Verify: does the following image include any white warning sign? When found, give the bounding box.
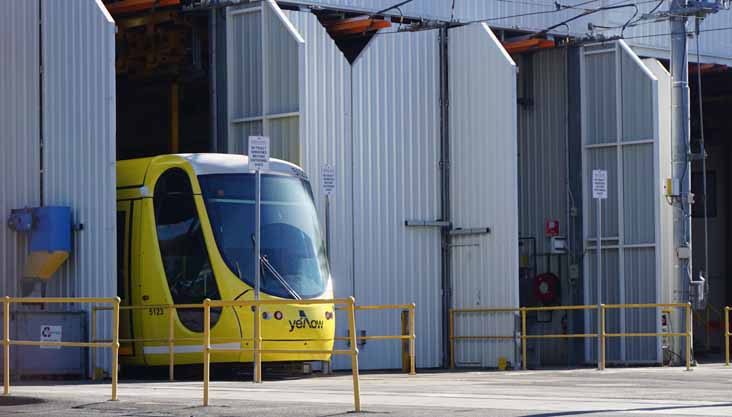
[592,169,608,200]
[40,325,62,349]
[321,164,336,197]
[248,136,270,171]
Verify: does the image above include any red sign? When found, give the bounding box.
[545,219,560,237]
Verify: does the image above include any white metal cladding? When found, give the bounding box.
[288,1,732,64]
[227,0,303,162]
[448,23,519,368]
[0,1,41,299]
[350,30,442,369]
[643,58,680,357]
[581,41,667,364]
[41,0,116,374]
[282,9,355,370]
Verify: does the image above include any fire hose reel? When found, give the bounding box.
[533,272,560,305]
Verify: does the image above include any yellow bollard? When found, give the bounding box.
[409,303,416,375]
[111,297,120,401]
[724,307,730,367]
[168,305,174,382]
[521,307,527,370]
[91,307,98,381]
[599,305,606,371]
[347,297,361,413]
[686,303,692,371]
[3,296,9,396]
[203,299,211,406]
[449,309,455,369]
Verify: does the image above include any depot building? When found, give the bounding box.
[2,0,732,376]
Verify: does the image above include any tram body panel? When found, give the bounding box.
[116,154,335,366]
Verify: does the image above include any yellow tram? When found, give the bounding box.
[116,154,335,366]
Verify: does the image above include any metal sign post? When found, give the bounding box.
[321,164,336,260]
[592,169,607,370]
[248,135,270,383]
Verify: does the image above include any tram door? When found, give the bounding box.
[116,201,134,356]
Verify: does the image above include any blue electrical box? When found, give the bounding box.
[7,206,71,279]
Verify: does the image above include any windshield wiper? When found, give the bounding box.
[260,255,302,300]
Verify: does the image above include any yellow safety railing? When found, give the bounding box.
[203,297,360,411]
[725,307,730,366]
[3,296,120,400]
[91,303,204,382]
[449,306,600,370]
[449,307,520,369]
[601,303,692,371]
[450,303,693,371]
[334,303,416,375]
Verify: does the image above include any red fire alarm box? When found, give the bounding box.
[545,219,559,237]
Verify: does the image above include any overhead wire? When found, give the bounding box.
[375,0,415,15]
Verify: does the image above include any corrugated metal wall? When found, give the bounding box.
[283,9,355,369]
[227,0,302,162]
[0,1,41,299]
[290,0,732,65]
[0,0,116,375]
[448,23,519,368]
[350,30,443,369]
[582,41,663,364]
[284,10,444,369]
[41,0,117,373]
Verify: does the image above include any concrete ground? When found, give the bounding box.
[1,364,732,417]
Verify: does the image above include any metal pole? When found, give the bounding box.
[168,305,174,381]
[3,297,9,396]
[203,299,211,406]
[112,297,120,401]
[325,195,330,261]
[521,307,527,370]
[449,309,454,369]
[347,297,361,413]
[596,199,603,369]
[255,302,262,383]
[670,0,692,305]
[91,307,97,381]
[599,305,606,370]
[254,169,261,384]
[686,302,692,371]
[409,303,416,375]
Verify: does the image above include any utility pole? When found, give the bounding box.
[669,0,692,304]
[667,0,727,304]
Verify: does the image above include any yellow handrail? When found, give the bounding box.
[335,303,416,375]
[599,303,692,371]
[450,303,693,371]
[3,296,120,401]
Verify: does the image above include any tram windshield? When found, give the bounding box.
[199,173,329,299]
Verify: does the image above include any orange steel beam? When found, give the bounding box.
[503,38,555,54]
[323,17,391,36]
[105,0,181,16]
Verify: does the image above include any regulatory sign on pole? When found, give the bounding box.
[248,136,270,171]
[321,164,336,197]
[592,169,608,199]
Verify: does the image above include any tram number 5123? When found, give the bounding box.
[148,307,165,316]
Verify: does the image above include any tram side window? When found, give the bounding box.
[153,169,221,332]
